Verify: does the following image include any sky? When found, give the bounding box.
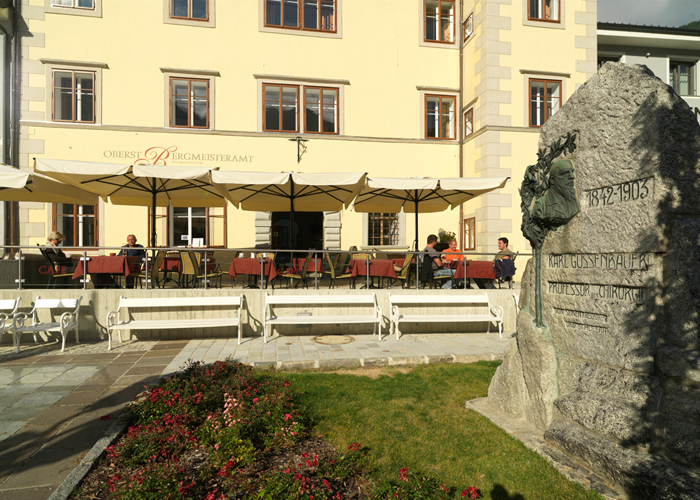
[597,0,700,27]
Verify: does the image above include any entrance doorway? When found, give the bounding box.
[272,212,324,250]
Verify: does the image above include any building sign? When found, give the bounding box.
[103,146,253,165]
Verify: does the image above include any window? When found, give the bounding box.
[52,70,95,123]
[368,213,399,246]
[169,78,210,128]
[304,87,338,134]
[51,0,94,9]
[425,0,454,43]
[53,204,98,247]
[265,0,336,33]
[529,79,560,127]
[463,217,475,251]
[670,61,696,96]
[264,83,339,134]
[528,0,559,22]
[170,0,208,20]
[597,56,620,70]
[464,108,473,138]
[463,12,473,43]
[264,84,299,132]
[425,95,456,139]
[149,206,227,247]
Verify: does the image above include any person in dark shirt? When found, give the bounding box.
[45,231,72,265]
[118,234,145,288]
[118,234,145,260]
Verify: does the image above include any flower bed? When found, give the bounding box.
[73,361,479,499]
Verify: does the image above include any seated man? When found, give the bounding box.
[118,234,145,289]
[440,238,463,289]
[422,234,453,288]
[493,237,514,262]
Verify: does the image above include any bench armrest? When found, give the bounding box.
[490,305,504,320]
[60,311,77,330]
[13,312,30,331]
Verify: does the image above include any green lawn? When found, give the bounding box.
[272,362,603,500]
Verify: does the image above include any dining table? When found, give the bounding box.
[290,257,323,274]
[161,255,217,274]
[71,255,141,287]
[228,257,278,287]
[453,260,497,281]
[347,259,398,288]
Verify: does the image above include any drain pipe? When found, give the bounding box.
[458,0,464,250]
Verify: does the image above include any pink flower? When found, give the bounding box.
[99,414,113,421]
[252,398,259,403]
[284,414,292,421]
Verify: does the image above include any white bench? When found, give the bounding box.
[106,295,243,350]
[263,293,382,342]
[0,297,21,349]
[389,293,503,340]
[13,296,82,353]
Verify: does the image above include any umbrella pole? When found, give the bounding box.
[289,180,295,270]
[415,193,419,290]
[151,185,157,249]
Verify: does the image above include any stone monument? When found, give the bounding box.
[475,62,700,499]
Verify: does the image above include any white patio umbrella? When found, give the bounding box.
[212,170,367,249]
[0,163,99,205]
[34,158,225,247]
[352,176,510,249]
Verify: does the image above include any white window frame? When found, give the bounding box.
[258,0,343,39]
[464,108,474,138]
[255,75,346,135]
[164,0,216,28]
[45,0,101,17]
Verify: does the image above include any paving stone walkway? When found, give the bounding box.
[0,332,512,500]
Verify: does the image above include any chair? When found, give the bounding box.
[275,252,312,289]
[0,297,20,345]
[495,251,518,289]
[393,253,414,289]
[134,250,166,288]
[181,251,223,288]
[326,252,353,289]
[351,253,373,288]
[13,296,82,353]
[37,244,75,289]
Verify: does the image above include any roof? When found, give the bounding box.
[598,22,700,51]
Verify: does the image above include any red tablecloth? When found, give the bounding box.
[228,257,278,281]
[453,260,497,280]
[161,256,216,274]
[348,259,398,281]
[289,257,322,274]
[72,256,140,280]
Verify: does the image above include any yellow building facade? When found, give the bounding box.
[17,0,596,271]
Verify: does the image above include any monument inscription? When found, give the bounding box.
[547,253,651,270]
[583,176,654,208]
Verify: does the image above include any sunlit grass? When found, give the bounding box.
[272,362,603,500]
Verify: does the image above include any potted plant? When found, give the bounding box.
[435,229,455,252]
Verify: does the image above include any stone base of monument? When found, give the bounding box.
[482,61,700,500]
[466,396,621,500]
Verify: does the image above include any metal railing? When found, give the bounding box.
[0,245,530,291]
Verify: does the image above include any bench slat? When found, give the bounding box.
[267,315,379,325]
[119,296,241,308]
[266,295,376,306]
[389,294,490,305]
[109,318,239,330]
